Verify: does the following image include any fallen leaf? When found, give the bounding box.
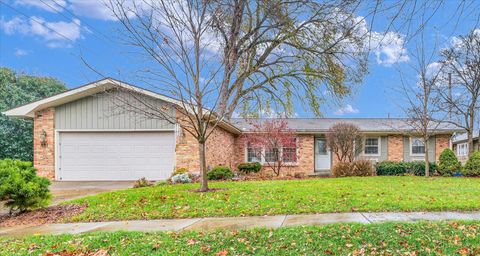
[215,249,228,256]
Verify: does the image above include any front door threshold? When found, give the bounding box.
[310,170,332,177]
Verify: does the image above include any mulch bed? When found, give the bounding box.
[0,204,87,228]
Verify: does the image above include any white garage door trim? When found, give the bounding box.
[55,130,176,181]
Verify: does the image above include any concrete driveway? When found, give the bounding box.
[1,181,134,215]
[49,181,134,204]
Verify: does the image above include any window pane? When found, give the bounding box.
[282,148,296,163]
[282,138,297,163]
[411,138,425,154]
[247,143,262,162]
[364,138,379,154]
[265,148,279,162]
[316,139,327,155]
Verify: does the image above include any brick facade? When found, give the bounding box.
[175,112,238,172]
[175,126,237,172]
[435,134,451,161]
[387,135,404,161]
[31,105,454,180]
[33,108,56,179]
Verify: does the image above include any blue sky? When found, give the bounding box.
[0,0,478,118]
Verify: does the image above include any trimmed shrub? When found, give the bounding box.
[376,161,437,176]
[207,166,234,180]
[463,151,480,177]
[171,168,189,177]
[437,149,461,176]
[0,159,51,215]
[171,173,192,184]
[333,160,374,177]
[332,162,353,177]
[133,177,153,188]
[376,161,408,176]
[353,160,375,176]
[237,162,262,174]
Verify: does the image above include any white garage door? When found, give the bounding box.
[58,132,175,181]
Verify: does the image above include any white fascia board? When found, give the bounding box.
[1,78,182,118]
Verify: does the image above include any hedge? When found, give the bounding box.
[376,161,437,176]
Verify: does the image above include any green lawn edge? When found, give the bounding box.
[62,177,480,223]
[2,221,479,255]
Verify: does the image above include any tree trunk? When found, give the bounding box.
[425,143,430,177]
[198,140,209,192]
[467,131,474,156]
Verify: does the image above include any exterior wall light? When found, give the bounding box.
[40,129,47,147]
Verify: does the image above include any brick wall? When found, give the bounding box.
[234,134,315,176]
[33,108,56,179]
[435,134,451,161]
[387,135,404,161]
[175,114,237,172]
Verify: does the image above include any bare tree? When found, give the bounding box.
[435,29,480,156]
[397,32,445,177]
[102,0,381,191]
[326,123,363,163]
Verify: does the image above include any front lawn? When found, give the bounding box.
[65,176,480,222]
[2,221,480,255]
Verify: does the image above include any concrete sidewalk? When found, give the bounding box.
[2,211,480,237]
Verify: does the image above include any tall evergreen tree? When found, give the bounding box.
[0,67,66,161]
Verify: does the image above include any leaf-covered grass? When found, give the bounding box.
[66,176,480,222]
[1,221,480,255]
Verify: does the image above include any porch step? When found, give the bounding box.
[308,172,332,177]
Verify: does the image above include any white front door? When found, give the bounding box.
[58,131,175,181]
[315,138,331,171]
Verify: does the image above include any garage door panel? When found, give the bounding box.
[59,132,175,181]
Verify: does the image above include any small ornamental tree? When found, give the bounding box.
[326,123,363,163]
[240,120,297,176]
[437,148,461,176]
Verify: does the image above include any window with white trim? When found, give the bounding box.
[246,139,297,163]
[411,138,425,155]
[247,143,262,162]
[364,137,379,155]
[282,138,297,163]
[264,147,279,162]
[457,143,468,157]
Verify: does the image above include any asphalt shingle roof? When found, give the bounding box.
[230,118,461,133]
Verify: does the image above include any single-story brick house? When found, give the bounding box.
[3,78,462,181]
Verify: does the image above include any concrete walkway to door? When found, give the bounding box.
[2,211,480,237]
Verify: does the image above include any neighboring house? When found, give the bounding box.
[452,131,479,163]
[3,78,461,181]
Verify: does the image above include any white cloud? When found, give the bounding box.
[0,17,29,34]
[15,0,67,13]
[69,0,117,21]
[68,0,154,21]
[320,12,409,67]
[369,32,410,66]
[0,16,81,48]
[334,104,359,115]
[14,48,28,56]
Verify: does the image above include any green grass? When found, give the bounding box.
[1,221,480,255]
[66,176,480,222]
